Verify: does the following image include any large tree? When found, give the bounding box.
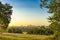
[40,0,60,40]
[0,2,12,29]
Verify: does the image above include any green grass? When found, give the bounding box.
[0,33,53,40]
[0,28,7,33]
[0,28,54,40]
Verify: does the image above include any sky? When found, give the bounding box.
[1,0,50,26]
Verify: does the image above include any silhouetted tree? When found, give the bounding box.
[0,2,12,29]
[40,0,60,40]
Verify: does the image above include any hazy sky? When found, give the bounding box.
[1,0,50,26]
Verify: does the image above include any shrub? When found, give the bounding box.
[7,27,22,33]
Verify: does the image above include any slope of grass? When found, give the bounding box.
[0,33,53,40]
[0,28,7,33]
[0,28,54,40]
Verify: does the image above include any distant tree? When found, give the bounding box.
[27,28,33,34]
[0,2,12,29]
[45,28,54,35]
[32,28,40,34]
[39,26,45,35]
[27,28,40,34]
[8,27,22,33]
[40,0,60,40]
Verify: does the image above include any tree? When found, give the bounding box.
[8,27,22,33]
[39,26,45,35]
[27,28,39,34]
[45,28,54,35]
[40,0,60,40]
[0,2,12,29]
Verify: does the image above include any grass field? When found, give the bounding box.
[0,33,53,40]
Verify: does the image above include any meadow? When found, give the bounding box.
[0,33,53,40]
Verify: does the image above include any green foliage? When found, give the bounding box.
[8,27,54,35]
[40,0,60,40]
[27,26,54,35]
[27,28,40,34]
[39,26,46,35]
[0,2,12,29]
[8,27,22,33]
[45,28,54,35]
[39,26,54,35]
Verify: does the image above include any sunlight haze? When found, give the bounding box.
[1,0,50,26]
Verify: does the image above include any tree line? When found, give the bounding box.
[7,26,54,35]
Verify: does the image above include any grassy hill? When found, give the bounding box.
[0,33,53,40]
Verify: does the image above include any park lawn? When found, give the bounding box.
[0,33,53,40]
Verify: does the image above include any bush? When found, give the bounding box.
[39,26,54,35]
[7,27,22,33]
[27,28,40,34]
[27,28,54,35]
[39,26,46,35]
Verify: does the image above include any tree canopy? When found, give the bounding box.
[0,2,12,29]
[40,0,60,40]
